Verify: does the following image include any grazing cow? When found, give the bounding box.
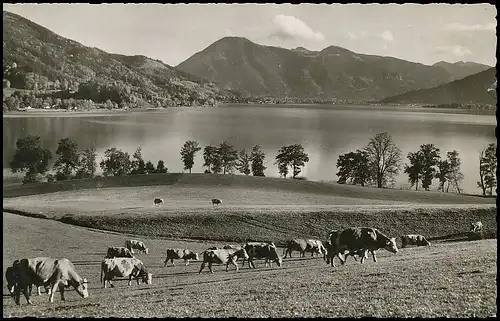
[401,234,431,248]
[328,227,398,266]
[106,247,134,258]
[244,242,282,268]
[125,240,149,254]
[164,249,200,266]
[283,239,308,258]
[198,248,249,273]
[5,263,51,297]
[13,257,88,305]
[154,198,164,206]
[212,198,222,206]
[470,221,483,232]
[101,258,152,289]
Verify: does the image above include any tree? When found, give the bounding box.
[404,151,424,190]
[145,160,155,174]
[364,132,402,188]
[10,136,52,184]
[436,159,451,192]
[419,144,440,191]
[236,148,251,175]
[180,140,201,173]
[203,145,222,174]
[130,147,146,175]
[218,141,239,174]
[53,137,80,181]
[99,148,131,176]
[478,143,497,195]
[250,145,266,177]
[156,160,168,173]
[75,147,97,179]
[336,150,370,186]
[445,150,464,193]
[275,144,309,179]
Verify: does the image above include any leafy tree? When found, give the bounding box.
[336,149,370,186]
[203,145,222,174]
[250,145,266,177]
[53,137,80,181]
[445,150,464,193]
[364,132,402,188]
[404,151,424,190]
[419,144,440,191]
[75,147,97,179]
[145,160,155,174]
[218,141,238,174]
[478,143,497,195]
[275,144,309,179]
[10,135,52,184]
[236,148,251,175]
[436,159,451,192]
[99,148,131,176]
[130,147,146,175]
[180,140,201,173]
[156,160,168,173]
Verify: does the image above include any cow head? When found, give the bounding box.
[142,273,153,284]
[268,244,282,267]
[75,278,89,298]
[385,238,398,253]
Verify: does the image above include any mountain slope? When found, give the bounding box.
[379,67,497,105]
[176,37,485,101]
[432,61,492,81]
[2,11,240,109]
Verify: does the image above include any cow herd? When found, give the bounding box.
[5,220,484,306]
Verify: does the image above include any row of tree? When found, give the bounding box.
[335,132,497,195]
[9,133,497,196]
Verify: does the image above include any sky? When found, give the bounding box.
[3,3,497,67]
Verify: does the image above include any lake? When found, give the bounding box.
[3,104,496,195]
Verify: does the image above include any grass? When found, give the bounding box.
[3,174,496,245]
[2,212,497,317]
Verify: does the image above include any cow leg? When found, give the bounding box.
[171,259,176,266]
[163,259,168,267]
[208,261,214,274]
[128,275,133,286]
[49,282,59,303]
[337,253,346,265]
[23,285,33,305]
[198,262,206,274]
[58,283,66,301]
[37,285,42,296]
[371,251,377,263]
[103,276,107,289]
[185,259,190,266]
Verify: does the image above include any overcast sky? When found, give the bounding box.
[3,3,497,67]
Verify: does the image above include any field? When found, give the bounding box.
[2,174,497,317]
[3,213,497,318]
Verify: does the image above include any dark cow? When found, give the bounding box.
[154,198,164,206]
[13,257,88,305]
[5,262,51,297]
[101,258,152,288]
[164,249,200,266]
[470,221,483,232]
[283,239,308,258]
[198,248,249,273]
[106,247,134,258]
[125,240,149,254]
[401,234,431,248]
[212,198,222,206]
[244,242,282,268]
[328,227,398,266]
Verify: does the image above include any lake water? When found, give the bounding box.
[3,104,496,194]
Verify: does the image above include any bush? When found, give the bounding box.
[46,174,55,182]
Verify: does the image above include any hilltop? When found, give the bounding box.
[380,67,497,105]
[432,61,492,81]
[2,11,245,111]
[176,36,490,101]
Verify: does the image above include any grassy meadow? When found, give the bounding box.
[3,212,497,318]
[2,173,497,317]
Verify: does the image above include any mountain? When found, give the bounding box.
[2,11,241,110]
[176,37,485,101]
[379,67,497,105]
[432,61,492,81]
